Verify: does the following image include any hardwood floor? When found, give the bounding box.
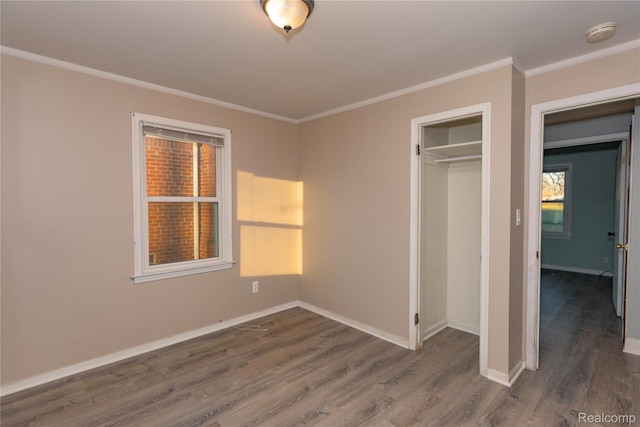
[2,270,639,426]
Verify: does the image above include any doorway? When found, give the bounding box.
[526,84,640,370]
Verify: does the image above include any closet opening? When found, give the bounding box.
[409,103,490,378]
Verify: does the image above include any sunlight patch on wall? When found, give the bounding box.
[237,171,303,226]
[240,226,302,277]
[237,171,303,277]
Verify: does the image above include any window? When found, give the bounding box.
[132,113,233,283]
[541,163,572,238]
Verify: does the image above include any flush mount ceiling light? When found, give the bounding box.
[260,0,314,33]
[586,22,617,43]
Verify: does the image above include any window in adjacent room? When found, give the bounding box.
[541,163,572,238]
[132,113,233,283]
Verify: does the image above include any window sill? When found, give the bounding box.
[133,261,234,284]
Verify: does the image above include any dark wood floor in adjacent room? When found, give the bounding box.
[2,270,639,426]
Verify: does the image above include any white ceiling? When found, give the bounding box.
[2,1,639,121]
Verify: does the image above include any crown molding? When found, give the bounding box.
[0,46,298,124]
[525,39,640,78]
[298,57,515,123]
[5,40,639,125]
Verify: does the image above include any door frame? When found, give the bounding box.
[409,102,491,377]
[525,83,640,370]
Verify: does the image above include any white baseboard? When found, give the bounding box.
[421,320,448,342]
[623,337,640,355]
[447,320,480,336]
[422,319,479,343]
[298,301,409,349]
[486,369,509,386]
[541,264,612,277]
[2,300,415,397]
[0,301,299,397]
[508,360,526,385]
[487,360,525,387]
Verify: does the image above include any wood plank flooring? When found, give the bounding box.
[2,270,639,426]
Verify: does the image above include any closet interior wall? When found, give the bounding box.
[420,116,482,341]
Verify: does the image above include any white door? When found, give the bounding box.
[612,140,628,316]
[624,105,640,345]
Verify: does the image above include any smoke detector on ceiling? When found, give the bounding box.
[586,22,617,43]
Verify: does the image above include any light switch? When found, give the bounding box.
[516,208,521,226]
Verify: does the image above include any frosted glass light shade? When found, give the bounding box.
[261,0,313,33]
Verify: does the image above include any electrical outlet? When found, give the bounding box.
[603,256,609,264]
[252,281,259,293]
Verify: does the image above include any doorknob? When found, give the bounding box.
[617,243,628,250]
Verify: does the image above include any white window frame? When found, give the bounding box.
[132,113,233,284]
[541,162,572,239]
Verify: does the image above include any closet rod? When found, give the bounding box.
[434,154,482,164]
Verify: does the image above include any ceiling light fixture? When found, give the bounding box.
[260,0,314,33]
[586,22,617,43]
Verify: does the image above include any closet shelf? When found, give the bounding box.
[423,140,482,160]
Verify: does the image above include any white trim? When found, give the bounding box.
[447,320,480,336]
[0,301,299,397]
[408,115,421,350]
[526,104,544,370]
[132,262,234,284]
[0,46,511,124]
[509,361,526,386]
[486,369,510,386]
[193,144,201,260]
[0,290,518,397]
[525,40,640,77]
[545,132,628,150]
[300,58,512,123]
[421,320,449,342]
[526,83,640,371]
[5,41,639,126]
[486,361,525,388]
[541,264,612,277]
[421,320,480,342]
[0,46,297,124]
[0,299,415,397]
[409,102,491,377]
[479,103,491,378]
[298,302,409,349]
[623,337,640,356]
